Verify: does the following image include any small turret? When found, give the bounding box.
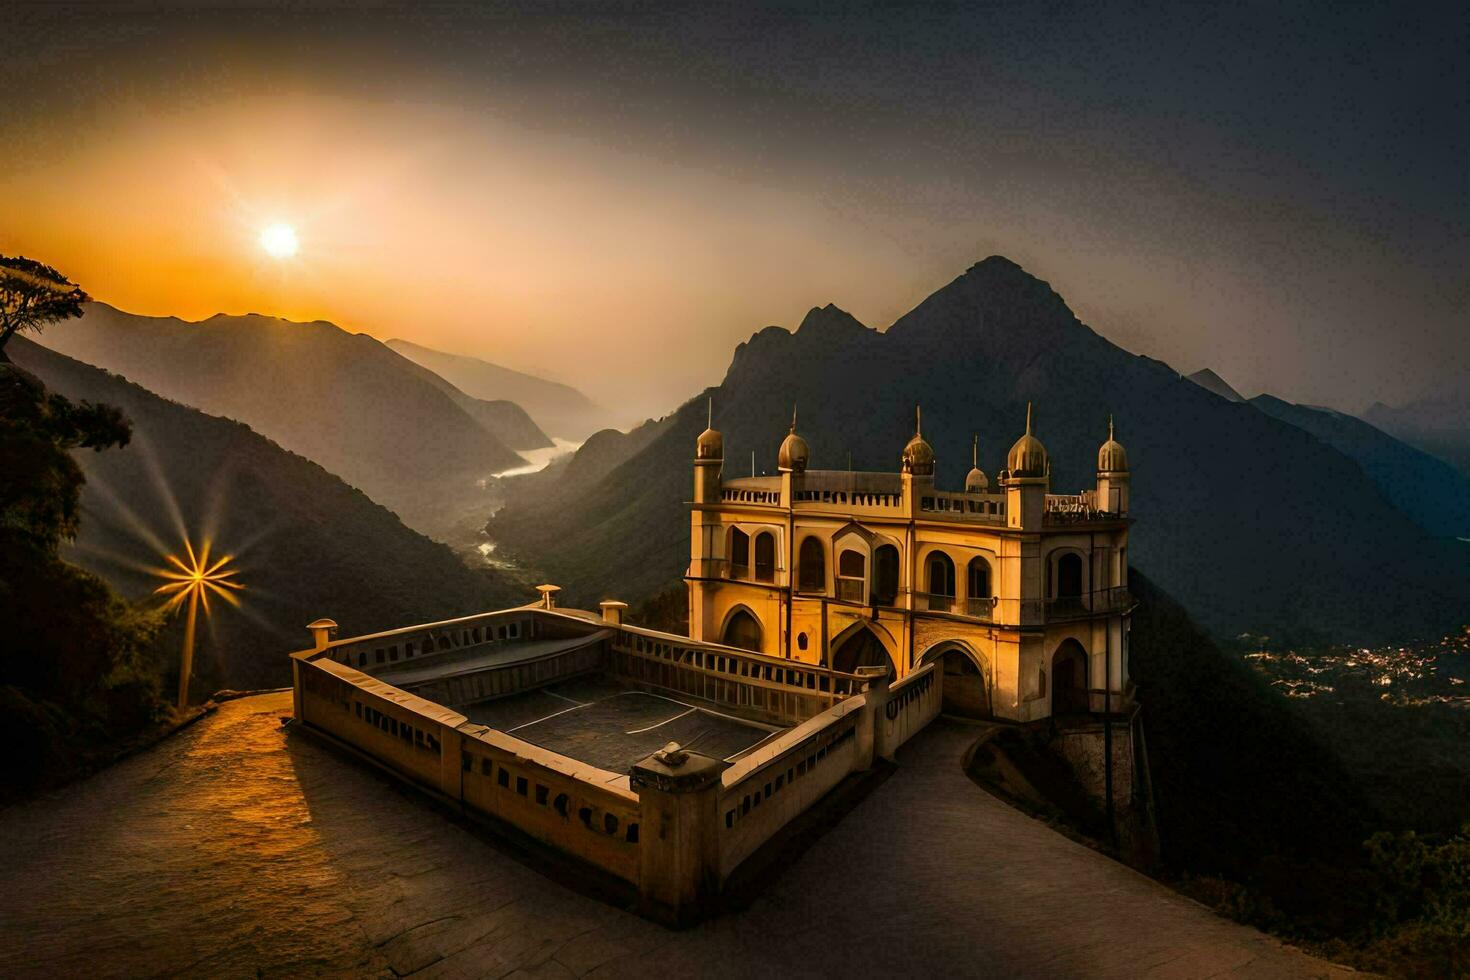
[694,398,723,504]
[1095,414,1130,515]
[901,406,935,476]
[1004,402,1047,529]
[777,406,809,473]
[1005,402,1048,478]
[964,434,989,492]
[1097,414,1128,474]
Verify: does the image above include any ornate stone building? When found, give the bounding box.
[687,405,1135,722]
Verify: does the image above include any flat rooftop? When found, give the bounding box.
[455,674,781,773]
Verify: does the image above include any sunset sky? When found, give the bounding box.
[3,2,1465,420]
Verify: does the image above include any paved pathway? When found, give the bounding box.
[0,693,1353,978]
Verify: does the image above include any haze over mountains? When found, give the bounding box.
[1183,369,1470,540]
[387,338,604,440]
[1366,384,1470,480]
[37,304,538,536]
[8,337,520,690]
[490,257,1470,643]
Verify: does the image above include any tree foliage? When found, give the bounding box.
[0,364,130,549]
[0,353,163,802]
[0,255,88,357]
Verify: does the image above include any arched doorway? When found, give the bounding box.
[929,646,988,718]
[722,609,763,652]
[1051,639,1089,715]
[831,626,895,678]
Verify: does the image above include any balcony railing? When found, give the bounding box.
[916,588,1131,625]
[835,579,865,603]
[1040,587,1134,622]
[920,591,955,612]
[966,596,997,622]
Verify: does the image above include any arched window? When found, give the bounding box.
[729,528,749,579]
[798,537,825,593]
[836,550,866,603]
[873,545,900,606]
[722,609,762,652]
[754,532,776,582]
[927,552,955,610]
[966,557,992,618]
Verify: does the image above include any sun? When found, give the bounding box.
[259,223,299,259]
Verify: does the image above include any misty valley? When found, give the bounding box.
[3,256,1467,978]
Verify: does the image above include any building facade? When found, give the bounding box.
[687,406,1135,723]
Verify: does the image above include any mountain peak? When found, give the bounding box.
[966,254,1027,275]
[795,303,870,338]
[1187,368,1246,403]
[885,254,1080,349]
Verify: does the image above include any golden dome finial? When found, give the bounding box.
[902,405,935,476]
[965,434,988,492]
[778,407,809,473]
[1098,413,1128,473]
[1006,401,1048,478]
[696,396,723,459]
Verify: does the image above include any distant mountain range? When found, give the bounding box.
[36,303,539,536]
[387,338,603,440]
[1183,368,1470,539]
[9,336,522,689]
[1365,384,1470,480]
[489,257,1470,643]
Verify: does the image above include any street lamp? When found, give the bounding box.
[154,538,243,709]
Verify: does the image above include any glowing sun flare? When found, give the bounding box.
[153,537,244,615]
[259,223,299,258]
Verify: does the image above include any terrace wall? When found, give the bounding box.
[457,726,641,884]
[292,607,949,925]
[294,653,642,886]
[875,662,942,759]
[716,693,872,876]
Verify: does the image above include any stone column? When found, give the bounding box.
[856,665,891,764]
[630,742,729,927]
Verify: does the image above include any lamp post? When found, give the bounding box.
[155,538,242,709]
